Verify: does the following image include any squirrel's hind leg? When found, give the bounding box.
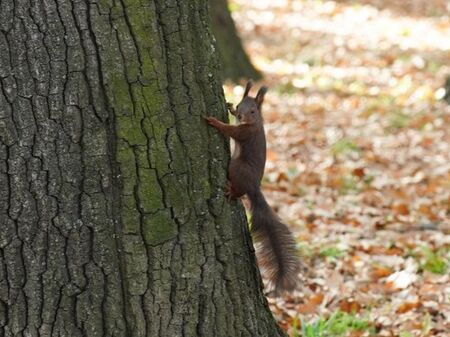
[225,180,243,201]
[225,180,235,201]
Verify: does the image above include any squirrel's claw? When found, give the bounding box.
[224,180,234,202]
[203,116,218,126]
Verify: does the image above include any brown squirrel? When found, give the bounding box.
[204,80,300,294]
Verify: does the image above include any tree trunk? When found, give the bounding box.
[210,0,261,82]
[0,1,284,336]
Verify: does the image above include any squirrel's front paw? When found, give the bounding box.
[203,116,220,126]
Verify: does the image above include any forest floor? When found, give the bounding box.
[225,0,450,336]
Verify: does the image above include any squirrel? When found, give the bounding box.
[204,80,300,294]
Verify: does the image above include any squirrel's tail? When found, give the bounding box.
[248,188,300,294]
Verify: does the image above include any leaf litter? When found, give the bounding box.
[225,0,450,336]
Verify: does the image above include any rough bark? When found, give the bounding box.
[0,0,285,337]
[210,0,261,82]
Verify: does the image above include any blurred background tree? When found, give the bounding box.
[443,76,450,103]
[211,0,261,82]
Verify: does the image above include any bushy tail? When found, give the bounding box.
[248,188,300,294]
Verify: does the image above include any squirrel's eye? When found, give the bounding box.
[251,110,255,114]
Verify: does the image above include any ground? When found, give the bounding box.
[224,0,450,336]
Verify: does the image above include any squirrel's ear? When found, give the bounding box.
[255,86,268,108]
[243,79,253,98]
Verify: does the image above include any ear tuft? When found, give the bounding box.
[255,86,268,108]
[243,79,253,98]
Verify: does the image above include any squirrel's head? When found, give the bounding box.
[235,80,268,125]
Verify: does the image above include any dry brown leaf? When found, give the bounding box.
[352,167,365,179]
[339,299,362,313]
[396,301,420,313]
[296,293,324,314]
[403,319,424,331]
[370,266,393,280]
[266,149,278,162]
[392,203,410,216]
[366,246,404,256]
[418,204,439,221]
[305,222,317,232]
[276,172,289,183]
[302,172,321,185]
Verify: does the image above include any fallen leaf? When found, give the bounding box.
[370,266,393,280]
[352,167,365,178]
[396,301,420,313]
[392,203,410,216]
[339,299,362,313]
[296,293,324,314]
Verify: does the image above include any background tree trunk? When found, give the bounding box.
[210,0,262,82]
[0,0,284,336]
[443,76,450,103]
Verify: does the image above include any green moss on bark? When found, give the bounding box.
[143,210,176,245]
